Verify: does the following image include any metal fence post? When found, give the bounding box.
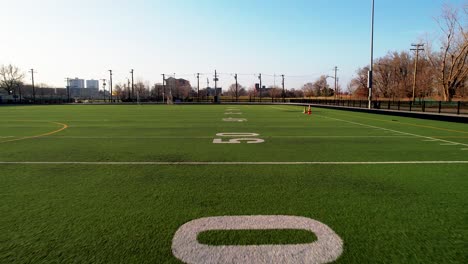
[457,101,461,115]
[398,101,400,110]
[409,101,412,112]
[422,101,425,112]
[438,101,442,113]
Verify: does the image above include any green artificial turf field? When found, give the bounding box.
[0,104,467,263]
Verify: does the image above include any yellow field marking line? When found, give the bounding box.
[0,122,68,144]
[329,111,468,134]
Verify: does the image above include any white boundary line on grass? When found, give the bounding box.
[40,135,415,139]
[0,161,467,165]
[319,115,468,147]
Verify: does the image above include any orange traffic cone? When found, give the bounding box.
[307,105,312,115]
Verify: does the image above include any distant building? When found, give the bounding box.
[86,80,99,89]
[165,77,190,88]
[165,77,193,98]
[69,78,85,89]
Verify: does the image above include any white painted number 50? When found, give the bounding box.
[213,138,265,144]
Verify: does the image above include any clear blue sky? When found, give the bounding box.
[0,0,464,90]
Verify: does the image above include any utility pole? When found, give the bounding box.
[411,43,424,102]
[258,74,262,102]
[197,73,200,102]
[368,0,375,109]
[162,74,165,103]
[214,70,218,98]
[101,79,107,102]
[130,69,134,101]
[30,69,36,103]
[281,74,285,102]
[108,70,113,103]
[234,74,238,102]
[334,66,338,99]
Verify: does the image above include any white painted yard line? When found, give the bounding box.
[42,135,414,139]
[0,161,467,165]
[320,115,468,147]
[440,143,459,146]
[270,106,294,111]
[0,136,14,138]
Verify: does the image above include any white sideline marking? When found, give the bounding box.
[440,143,458,146]
[0,136,14,138]
[320,115,468,147]
[225,112,242,115]
[270,106,293,111]
[0,161,467,165]
[172,215,343,264]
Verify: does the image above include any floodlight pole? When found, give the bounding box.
[368,0,375,109]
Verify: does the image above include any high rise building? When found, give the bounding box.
[86,80,99,90]
[69,78,85,89]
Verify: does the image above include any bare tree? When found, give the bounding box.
[268,85,282,99]
[114,83,129,101]
[349,67,369,99]
[226,83,245,97]
[312,75,331,97]
[302,83,314,98]
[0,64,24,95]
[426,4,467,101]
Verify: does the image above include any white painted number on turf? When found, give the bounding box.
[213,132,265,144]
[172,215,343,264]
[216,133,259,137]
[222,118,247,122]
[213,138,265,144]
